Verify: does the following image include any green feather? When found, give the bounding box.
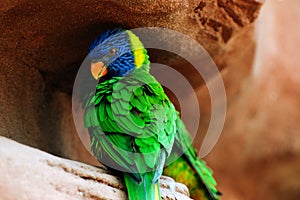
[131,95,148,112]
[143,153,158,168]
[124,173,161,200]
[129,113,145,128]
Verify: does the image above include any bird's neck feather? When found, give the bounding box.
[126,30,150,69]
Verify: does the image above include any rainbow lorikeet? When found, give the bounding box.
[83,28,220,200]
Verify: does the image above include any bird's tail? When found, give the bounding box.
[124,173,161,200]
[166,118,220,200]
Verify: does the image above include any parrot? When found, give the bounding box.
[82,28,220,200]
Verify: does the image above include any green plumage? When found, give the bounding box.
[84,67,176,200]
[83,29,220,200]
[124,173,161,200]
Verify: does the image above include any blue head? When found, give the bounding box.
[88,28,149,79]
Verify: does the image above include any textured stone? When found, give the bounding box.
[0,136,191,200]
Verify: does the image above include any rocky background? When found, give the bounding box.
[1,0,300,199]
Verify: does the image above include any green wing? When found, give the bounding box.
[84,68,176,182]
[164,118,220,200]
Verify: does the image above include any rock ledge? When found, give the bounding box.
[0,136,191,200]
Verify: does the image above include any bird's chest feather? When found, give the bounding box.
[84,75,177,155]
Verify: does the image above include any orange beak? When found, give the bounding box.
[90,61,108,80]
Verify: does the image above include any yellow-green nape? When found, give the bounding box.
[126,30,149,68]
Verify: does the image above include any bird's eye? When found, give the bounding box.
[109,48,117,55]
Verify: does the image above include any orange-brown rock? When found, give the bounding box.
[205,1,300,199]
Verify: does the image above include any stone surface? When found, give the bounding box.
[0,136,191,200]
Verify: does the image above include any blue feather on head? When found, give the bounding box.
[88,28,125,53]
[88,28,136,78]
